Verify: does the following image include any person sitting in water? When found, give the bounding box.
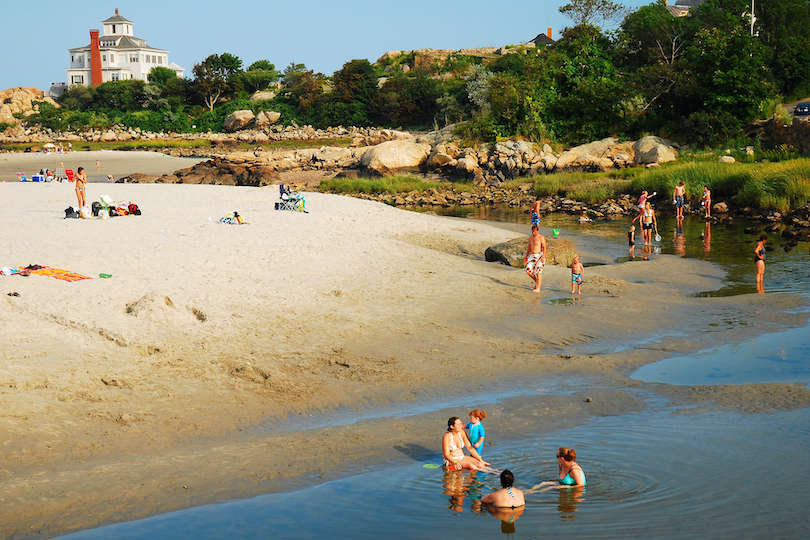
[557,447,586,486]
[442,416,489,471]
[579,212,593,223]
[482,469,525,508]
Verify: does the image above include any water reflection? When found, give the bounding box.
[702,221,711,255]
[484,504,525,534]
[557,487,584,519]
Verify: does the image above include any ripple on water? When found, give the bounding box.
[61,408,810,540]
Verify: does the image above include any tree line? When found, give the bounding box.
[22,0,810,147]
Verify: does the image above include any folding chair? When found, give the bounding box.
[275,184,307,212]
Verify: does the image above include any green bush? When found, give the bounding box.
[319,175,444,194]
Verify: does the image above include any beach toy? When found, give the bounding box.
[654,233,662,242]
[423,464,441,469]
[552,229,560,237]
[99,273,112,278]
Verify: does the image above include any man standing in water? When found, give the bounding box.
[673,181,685,219]
[530,198,542,226]
[524,225,547,292]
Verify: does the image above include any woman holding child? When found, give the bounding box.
[442,417,489,471]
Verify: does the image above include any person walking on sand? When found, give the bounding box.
[755,235,767,293]
[530,198,542,226]
[571,255,584,295]
[524,225,547,292]
[74,166,87,208]
[673,181,685,218]
[96,159,101,171]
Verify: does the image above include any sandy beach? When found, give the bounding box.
[1,152,809,539]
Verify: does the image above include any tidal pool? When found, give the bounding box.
[61,407,810,539]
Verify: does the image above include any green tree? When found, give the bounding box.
[331,59,378,105]
[756,0,810,98]
[559,0,628,28]
[240,60,279,93]
[192,53,243,110]
[148,66,177,86]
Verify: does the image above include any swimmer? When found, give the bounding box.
[442,417,489,471]
[556,447,586,487]
[755,234,767,293]
[579,212,593,223]
[481,469,525,508]
[571,255,583,294]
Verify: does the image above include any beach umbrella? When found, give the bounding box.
[43,143,56,148]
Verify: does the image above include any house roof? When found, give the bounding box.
[531,33,556,45]
[69,36,167,53]
[102,13,133,24]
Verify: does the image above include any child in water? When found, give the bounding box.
[571,255,584,294]
[466,409,487,457]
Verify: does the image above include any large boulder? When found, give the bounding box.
[485,237,577,268]
[358,138,431,176]
[351,129,412,148]
[223,110,256,132]
[633,136,677,165]
[254,110,281,129]
[250,91,277,102]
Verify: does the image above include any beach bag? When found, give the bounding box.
[65,207,79,219]
[128,203,141,216]
[80,206,92,219]
[99,209,109,220]
[92,202,102,216]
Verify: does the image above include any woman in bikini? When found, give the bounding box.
[556,447,586,487]
[755,234,767,293]
[632,201,657,247]
[74,166,87,208]
[442,416,488,471]
[702,186,712,218]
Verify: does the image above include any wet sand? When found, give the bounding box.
[1,160,809,538]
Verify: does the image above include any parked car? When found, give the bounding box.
[795,103,810,117]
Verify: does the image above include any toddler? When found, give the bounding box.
[466,409,487,456]
[571,255,584,294]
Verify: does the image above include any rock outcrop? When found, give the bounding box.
[358,138,432,176]
[0,87,59,125]
[633,136,678,165]
[485,237,577,268]
[223,110,256,132]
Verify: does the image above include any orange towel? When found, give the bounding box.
[31,268,92,282]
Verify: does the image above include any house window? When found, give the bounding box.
[72,75,84,84]
[130,54,138,63]
[102,54,106,62]
[112,24,116,33]
[71,55,74,63]
[158,56,163,64]
[111,73,119,81]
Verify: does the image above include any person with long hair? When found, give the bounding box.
[442,416,488,471]
[74,166,87,208]
[556,447,586,487]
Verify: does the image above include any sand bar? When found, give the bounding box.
[1,172,809,538]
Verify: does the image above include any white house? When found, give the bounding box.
[66,9,184,86]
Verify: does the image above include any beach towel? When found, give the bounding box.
[31,268,92,282]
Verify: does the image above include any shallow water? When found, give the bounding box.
[422,204,810,297]
[632,324,810,387]
[57,204,810,539]
[61,408,810,539]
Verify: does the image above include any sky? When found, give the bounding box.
[0,0,652,91]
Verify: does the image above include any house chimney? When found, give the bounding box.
[116,8,119,15]
[548,27,552,39]
[90,29,102,87]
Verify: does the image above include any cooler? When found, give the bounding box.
[32,175,45,182]
[66,169,74,182]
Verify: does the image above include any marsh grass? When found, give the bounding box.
[531,171,633,204]
[319,175,446,194]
